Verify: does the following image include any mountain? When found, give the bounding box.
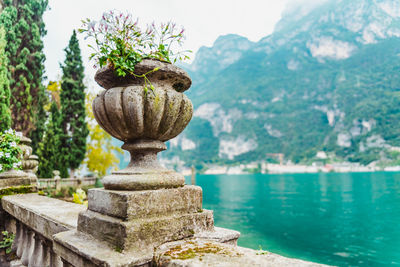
[161,0,400,170]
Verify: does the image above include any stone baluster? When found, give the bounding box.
[61,259,74,267]
[53,170,61,191]
[21,229,34,265]
[41,239,51,267]
[11,221,22,254]
[29,233,49,267]
[50,248,63,267]
[16,224,27,258]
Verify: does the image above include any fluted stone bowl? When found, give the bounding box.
[93,59,193,143]
[93,59,193,190]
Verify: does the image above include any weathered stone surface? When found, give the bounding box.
[1,194,85,240]
[93,59,193,191]
[94,59,192,92]
[154,239,329,267]
[88,186,203,220]
[93,85,193,143]
[53,227,243,267]
[195,227,241,246]
[0,178,32,189]
[0,170,33,189]
[78,209,214,252]
[102,168,185,191]
[54,230,153,267]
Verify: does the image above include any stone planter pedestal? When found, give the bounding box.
[0,136,38,192]
[53,60,226,266]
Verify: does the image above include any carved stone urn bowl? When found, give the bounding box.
[93,59,193,190]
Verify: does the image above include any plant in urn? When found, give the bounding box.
[80,11,192,190]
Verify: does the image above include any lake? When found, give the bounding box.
[186,172,400,266]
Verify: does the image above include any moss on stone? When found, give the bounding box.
[114,246,123,253]
[153,93,161,111]
[0,185,35,199]
[163,241,236,261]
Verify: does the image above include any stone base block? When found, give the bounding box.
[102,168,185,191]
[0,170,36,190]
[0,185,36,200]
[88,185,203,220]
[0,178,33,188]
[78,209,214,252]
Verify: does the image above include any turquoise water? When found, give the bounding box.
[186,172,400,266]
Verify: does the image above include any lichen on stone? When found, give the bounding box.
[0,185,35,199]
[161,241,238,261]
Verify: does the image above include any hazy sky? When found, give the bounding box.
[43,0,293,83]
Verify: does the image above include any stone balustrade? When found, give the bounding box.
[0,193,327,267]
[12,221,62,266]
[1,193,86,267]
[37,177,97,190]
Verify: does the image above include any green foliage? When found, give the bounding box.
[59,31,89,177]
[0,26,11,132]
[0,231,15,254]
[162,118,219,169]
[37,102,65,178]
[167,33,400,166]
[29,87,48,154]
[256,245,268,255]
[79,10,190,78]
[0,0,48,136]
[0,129,22,172]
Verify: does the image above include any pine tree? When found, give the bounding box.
[60,31,88,178]
[0,26,11,132]
[0,0,48,138]
[37,101,65,178]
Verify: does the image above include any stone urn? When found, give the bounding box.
[20,136,39,180]
[0,135,38,188]
[93,59,193,190]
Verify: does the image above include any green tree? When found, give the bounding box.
[37,101,65,178]
[29,94,47,153]
[60,31,88,178]
[0,26,11,132]
[0,0,48,138]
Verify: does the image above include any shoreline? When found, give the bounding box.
[180,163,400,176]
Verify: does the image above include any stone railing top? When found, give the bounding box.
[154,239,329,267]
[1,194,85,240]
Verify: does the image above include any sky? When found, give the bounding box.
[42,0,291,84]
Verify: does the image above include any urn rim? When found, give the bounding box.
[94,59,192,92]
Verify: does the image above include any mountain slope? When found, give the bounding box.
[162,0,400,168]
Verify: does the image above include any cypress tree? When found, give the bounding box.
[0,26,11,132]
[37,101,65,178]
[0,0,48,139]
[30,89,48,153]
[60,31,88,178]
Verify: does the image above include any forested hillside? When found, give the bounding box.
[162,0,400,168]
